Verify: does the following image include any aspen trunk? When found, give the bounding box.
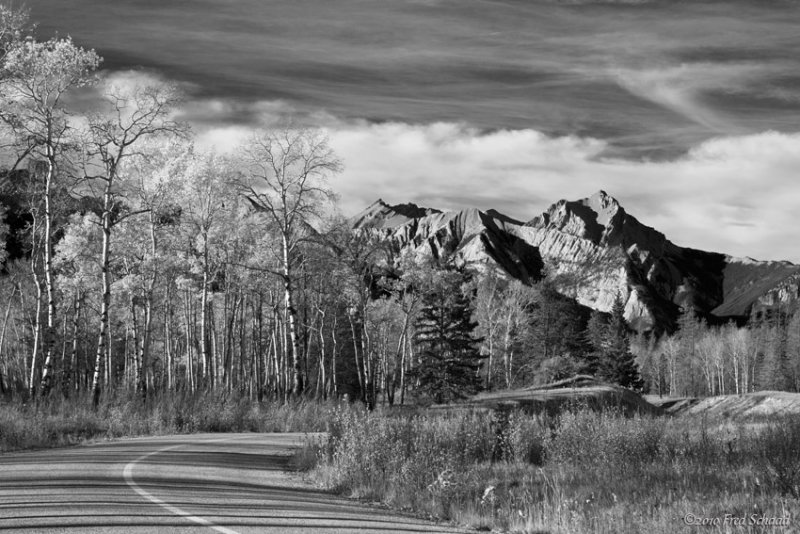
[317,309,326,400]
[39,155,58,397]
[331,313,338,398]
[131,295,144,395]
[64,294,81,396]
[0,284,18,395]
[282,234,303,396]
[29,274,43,399]
[28,214,43,400]
[165,285,173,391]
[184,289,194,392]
[92,184,113,408]
[200,252,209,388]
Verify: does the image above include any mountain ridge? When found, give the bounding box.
[352,192,800,332]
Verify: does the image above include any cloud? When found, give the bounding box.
[191,103,800,262]
[611,63,769,133]
[170,89,800,264]
[65,69,189,119]
[159,87,800,261]
[22,0,800,265]
[325,123,800,263]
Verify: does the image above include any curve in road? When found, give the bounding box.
[0,433,470,534]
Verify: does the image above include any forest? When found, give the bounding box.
[1,4,799,411]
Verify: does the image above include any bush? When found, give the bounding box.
[758,418,800,498]
[544,409,664,468]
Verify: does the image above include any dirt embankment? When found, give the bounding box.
[434,375,663,416]
[435,375,800,420]
[647,390,800,419]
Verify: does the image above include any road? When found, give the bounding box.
[0,433,469,533]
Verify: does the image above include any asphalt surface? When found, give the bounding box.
[0,433,469,533]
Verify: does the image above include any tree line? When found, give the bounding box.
[633,306,800,397]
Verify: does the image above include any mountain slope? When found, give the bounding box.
[352,193,800,332]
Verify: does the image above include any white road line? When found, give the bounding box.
[123,436,257,534]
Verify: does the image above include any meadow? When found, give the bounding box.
[306,404,800,533]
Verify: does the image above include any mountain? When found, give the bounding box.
[352,192,800,332]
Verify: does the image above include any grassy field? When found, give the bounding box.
[306,404,800,533]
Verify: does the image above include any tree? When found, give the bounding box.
[83,82,183,406]
[508,282,591,387]
[472,267,504,389]
[785,311,800,392]
[675,305,706,395]
[413,266,484,403]
[127,140,189,394]
[238,127,341,397]
[0,36,100,397]
[179,149,241,389]
[381,251,425,405]
[324,221,390,407]
[0,4,26,62]
[598,295,643,390]
[53,211,102,396]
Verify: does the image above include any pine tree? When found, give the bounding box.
[599,295,644,390]
[413,268,484,403]
[583,310,607,375]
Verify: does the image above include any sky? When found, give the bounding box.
[27,0,800,262]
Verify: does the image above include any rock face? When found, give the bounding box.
[352,192,800,332]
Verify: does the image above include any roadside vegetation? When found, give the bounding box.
[0,391,332,452]
[307,405,800,534]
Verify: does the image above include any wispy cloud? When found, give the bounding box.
[611,63,770,133]
[30,0,800,158]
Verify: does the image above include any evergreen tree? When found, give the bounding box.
[598,295,644,390]
[413,268,484,403]
[515,284,593,385]
[583,309,607,375]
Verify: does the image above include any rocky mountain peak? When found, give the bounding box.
[352,199,441,229]
[527,190,628,246]
[586,190,621,225]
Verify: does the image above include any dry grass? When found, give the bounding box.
[307,407,800,533]
[0,391,335,453]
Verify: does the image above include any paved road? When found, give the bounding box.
[0,433,469,533]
